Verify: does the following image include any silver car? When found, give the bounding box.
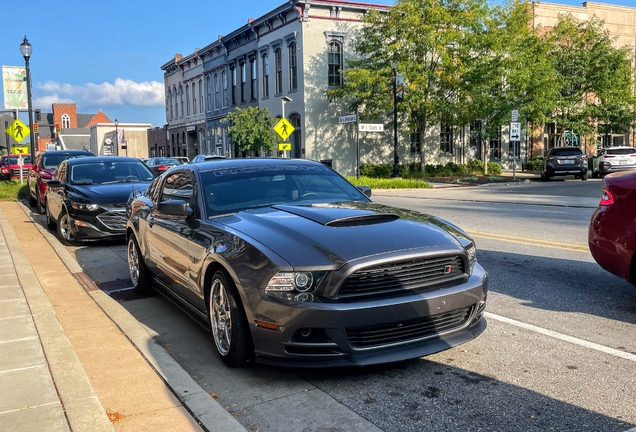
[592,146,636,177]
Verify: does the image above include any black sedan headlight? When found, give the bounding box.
[71,202,100,211]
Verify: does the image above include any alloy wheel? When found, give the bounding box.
[210,279,232,356]
[59,213,73,241]
[128,238,140,287]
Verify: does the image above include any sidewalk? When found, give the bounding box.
[0,201,245,432]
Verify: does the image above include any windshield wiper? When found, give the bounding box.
[101,179,141,184]
[72,181,94,185]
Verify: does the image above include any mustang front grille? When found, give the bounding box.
[97,211,127,231]
[346,306,473,348]
[338,255,465,300]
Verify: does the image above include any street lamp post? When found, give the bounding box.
[281,96,292,158]
[20,36,36,159]
[390,62,400,178]
[114,119,120,155]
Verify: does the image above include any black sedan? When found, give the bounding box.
[45,156,155,245]
[126,159,488,367]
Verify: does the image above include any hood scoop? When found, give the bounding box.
[271,204,400,227]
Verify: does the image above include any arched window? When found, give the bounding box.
[206,76,211,111]
[289,113,302,159]
[61,114,70,129]
[275,48,282,94]
[168,88,173,120]
[222,70,227,107]
[192,83,197,115]
[186,84,190,116]
[262,54,269,98]
[289,43,297,91]
[328,42,342,87]
[214,73,219,110]
[199,79,203,113]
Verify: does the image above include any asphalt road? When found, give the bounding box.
[35,178,636,432]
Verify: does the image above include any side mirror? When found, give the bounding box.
[156,199,193,216]
[358,186,372,198]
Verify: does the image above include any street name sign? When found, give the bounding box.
[339,114,357,124]
[510,122,521,141]
[358,123,384,132]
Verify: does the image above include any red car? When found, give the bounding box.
[1,154,32,181]
[588,170,636,286]
[27,150,94,213]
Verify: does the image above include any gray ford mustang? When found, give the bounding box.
[126,158,488,367]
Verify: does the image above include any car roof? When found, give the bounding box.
[41,150,93,154]
[549,147,583,151]
[66,156,142,165]
[194,158,323,173]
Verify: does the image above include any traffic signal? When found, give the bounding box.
[55,123,61,133]
[33,122,39,134]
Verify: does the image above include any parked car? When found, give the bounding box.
[126,158,488,367]
[0,154,32,181]
[588,170,636,287]
[191,154,227,163]
[27,150,94,213]
[45,156,155,245]
[145,157,183,175]
[541,147,588,181]
[175,156,189,164]
[591,146,636,178]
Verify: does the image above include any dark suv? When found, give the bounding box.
[541,147,588,181]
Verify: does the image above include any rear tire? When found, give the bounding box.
[36,192,45,214]
[45,200,56,230]
[127,235,152,294]
[581,172,588,181]
[208,270,254,367]
[28,185,37,207]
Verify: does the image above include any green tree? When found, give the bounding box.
[543,14,636,146]
[222,106,279,154]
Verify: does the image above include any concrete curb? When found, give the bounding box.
[18,202,245,432]
[5,204,114,432]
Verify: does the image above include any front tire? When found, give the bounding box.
[208,270,253,367]
[56,208,76,246]
[581,172,588,181]
[127,235,152,294]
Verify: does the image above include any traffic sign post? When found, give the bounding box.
[510,122,521,182]
[5,119,30,144]
[274,118,295,158]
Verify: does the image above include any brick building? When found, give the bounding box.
[36,103,112,152]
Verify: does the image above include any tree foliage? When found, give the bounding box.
[222,106,279,154]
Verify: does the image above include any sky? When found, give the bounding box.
[2,0,634,128]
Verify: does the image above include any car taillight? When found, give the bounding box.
[631,154,636,157]
[157,165,168,171]
[600,189,614,206]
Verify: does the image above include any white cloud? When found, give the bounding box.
[33,78,164,108]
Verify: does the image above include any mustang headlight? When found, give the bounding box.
[71,202,100,211]
[465,243,477,268]
[265,271,326,295]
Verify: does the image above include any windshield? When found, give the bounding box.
[70,161,155,185]
[200,164,368,216]
[606,148,636,156]
[43,153,92,169]
[4,156,32,164]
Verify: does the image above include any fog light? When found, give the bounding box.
[300,328,312,338]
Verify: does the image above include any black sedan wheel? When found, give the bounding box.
[208,270,253,367]
[128,235,152,294]
[56,208,76,246]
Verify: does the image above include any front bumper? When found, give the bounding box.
[545,163,587,176]
[247,264,488,367]
[67,209,127,241]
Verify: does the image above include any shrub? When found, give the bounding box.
[466,159,484,174]
[525,155,544,172]
[487,162,502,175]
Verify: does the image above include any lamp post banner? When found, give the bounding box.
[2,66,27,109]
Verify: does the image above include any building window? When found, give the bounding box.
[168,89,173,120]
[289,43,297,91]
[275,48,282,95]
[222,70,227,107]
[199,79,203,114]
[179,85,184,117]
[231,67,237,105]
[174,86,178,118]
[186,85,190,116]
[489,126,501,160]
[214,73,220,110]
[240,63,246,103]
[289,113,302,158]
[61,114,70,129]
[410,131,421,154]
[192,82,197,115]
[262,54,269,98]
[328,42,342,87]
[250,58,257,101]
[216,126,223,144]
[206,76,211,111]
[440,123,453,154]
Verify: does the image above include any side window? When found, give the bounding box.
[160,171,193,202]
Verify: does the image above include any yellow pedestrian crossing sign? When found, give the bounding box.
[278,142,291,151]
[5,119,30,143]
[274,118,295,141]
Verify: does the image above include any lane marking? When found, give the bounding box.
[468,231,589,253]
[485,312,636,363]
